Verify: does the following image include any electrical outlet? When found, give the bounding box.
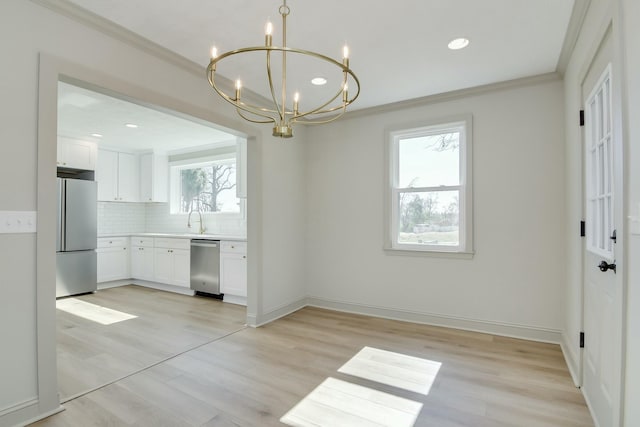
[0,211,37,234]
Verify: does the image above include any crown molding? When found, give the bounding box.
[342,72,562,121]
[556,0,592,75]
[31,0,570,125]
[30,0,268,107]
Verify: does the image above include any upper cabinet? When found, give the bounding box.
[96,149,140,202]
[57,137,97,170]
[140,153,168,202]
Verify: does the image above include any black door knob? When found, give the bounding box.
[598,260,616,273]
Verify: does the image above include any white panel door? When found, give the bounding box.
[581,29,622,427]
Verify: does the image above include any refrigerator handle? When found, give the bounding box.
[57,179,65,251]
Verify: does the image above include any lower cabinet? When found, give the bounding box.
[153,238,190,288]
[131,237,154,281]
[97,237,130,283]
[220,241,247,298]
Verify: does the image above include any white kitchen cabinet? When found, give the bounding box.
[131,237,154,281]
[57,137,97,170]
[140,153,168,202]
[153,238,190,288]
[97,237,130,283]
[96,149,139,202]
[220,241,247,299]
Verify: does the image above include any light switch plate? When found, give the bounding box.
[0,211,37,234]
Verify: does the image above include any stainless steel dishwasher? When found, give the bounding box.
[190,239,222,298]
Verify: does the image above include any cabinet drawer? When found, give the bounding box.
[154,238,191,250]
[97,237,128,248]
[220,241,247,254]
[131,237,154,247]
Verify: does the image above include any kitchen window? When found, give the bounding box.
[169,154,242,216]
[386,116,473,254]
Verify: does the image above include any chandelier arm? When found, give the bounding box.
[209,67,279,121]
[236,108,277,125]
[292,87,345,120]
[294,105,347,125]
[266,50,285,121]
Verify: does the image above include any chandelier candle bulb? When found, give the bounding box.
[265,22,273,46]
[293,92,300,115]
[211,46,217,59]
[235,79,241,101]
[343,45,349,66]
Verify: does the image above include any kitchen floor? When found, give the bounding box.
[55,285,247,402]
[36,296,593,426]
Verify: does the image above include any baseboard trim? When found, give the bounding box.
[0,400,63,427]
[561,331,582,387]
[306,297,562,344]
[253,298,308,327]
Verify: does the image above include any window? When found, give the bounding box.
[387,116,473,254]
[169,154,241,215]
[585,64,614,258]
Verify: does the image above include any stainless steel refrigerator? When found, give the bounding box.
[56,177,97,298]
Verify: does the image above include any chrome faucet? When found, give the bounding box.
[187,209,206,234]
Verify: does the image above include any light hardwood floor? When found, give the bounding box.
[35,288,593,426]
[55,285,247,401]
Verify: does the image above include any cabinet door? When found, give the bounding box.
[172,249,190,288]
[153,248,173,284]
[220,252,247,296]
[117,152,140,202]
[96,149,118,201]
[64,140,97,170]
[97,246,129,282]
[140,153,168,202]
[131,246,154,281]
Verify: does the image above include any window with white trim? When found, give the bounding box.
[169,154,242,215]
[387,117,473,253]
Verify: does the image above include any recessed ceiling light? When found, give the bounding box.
[125,123,138,128]
[448,38,470,50]
[311,77,327,86]
[90,133,103,138]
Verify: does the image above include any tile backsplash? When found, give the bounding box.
[98,202,246,237]
[97,202,146,235]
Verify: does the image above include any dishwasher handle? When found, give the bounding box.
[191,240,219,248]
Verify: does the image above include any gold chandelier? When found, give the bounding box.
[207,0,360,138]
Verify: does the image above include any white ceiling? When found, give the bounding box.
[56,0,577,149]
[58,82,238,152]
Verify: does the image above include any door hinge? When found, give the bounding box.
[580,220,585,237]
[579,110,585,127]
[580,332,585,348]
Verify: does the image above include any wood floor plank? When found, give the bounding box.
[32,290,593,426]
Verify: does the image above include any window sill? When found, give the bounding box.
[383,247,474,259]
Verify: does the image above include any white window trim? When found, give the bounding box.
[169,153,245,218]
[384,115,473,256]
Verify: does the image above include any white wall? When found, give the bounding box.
[305,77,566,340]
[0,1,307,425]
[620,0,640,424]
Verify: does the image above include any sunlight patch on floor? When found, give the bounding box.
[280,377,423,427]
[338,346,442,395]
[56,298,137,325]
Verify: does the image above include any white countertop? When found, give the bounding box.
[98,232,246,242]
